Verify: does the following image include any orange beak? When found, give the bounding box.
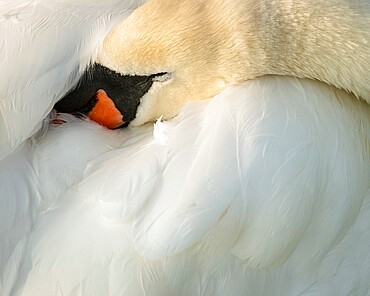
[87,89,125,129]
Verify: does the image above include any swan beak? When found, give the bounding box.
[54,64,155,129]
[87,89,125,129]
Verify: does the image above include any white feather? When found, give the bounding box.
[0,0,146,162]
[6,77,370,295]
[0,1,145,294]
[1,1,370,295]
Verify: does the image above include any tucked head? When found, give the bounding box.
[55,0,253,127]
[55,0,370,128]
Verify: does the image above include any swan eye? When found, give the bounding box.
[152,72,172,83]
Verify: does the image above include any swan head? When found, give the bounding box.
[55,0,370,127]
[55,0,251,127]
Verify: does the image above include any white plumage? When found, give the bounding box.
[0,0,144,162]
[1,1,370,295]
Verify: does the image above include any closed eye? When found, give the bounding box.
[152,72,172,83]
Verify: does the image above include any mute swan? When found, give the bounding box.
[2,0,370,296]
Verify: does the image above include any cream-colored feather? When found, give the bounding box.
[98,0,370,125]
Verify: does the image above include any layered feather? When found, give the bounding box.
[0,1,145,294]
[7,77,370,295]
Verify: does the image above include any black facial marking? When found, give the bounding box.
[54,64,162,125]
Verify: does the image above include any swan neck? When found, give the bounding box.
[238,0,370,102]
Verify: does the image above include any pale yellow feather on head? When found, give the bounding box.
[97,0,265,125]
[97,0,370,126]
